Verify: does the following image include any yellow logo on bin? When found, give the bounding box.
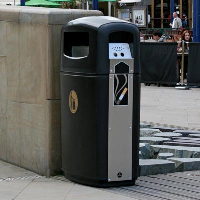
[69,90,78,114]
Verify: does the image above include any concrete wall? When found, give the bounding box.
[0,6,102,176]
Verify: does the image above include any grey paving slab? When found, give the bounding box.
[66,186,137,200]
[15,178,74,200]
[0,179,33,200]
[0,160,37,178]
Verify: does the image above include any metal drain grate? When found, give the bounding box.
[52,175,73,183]
[105,171,200,200]
[0,175,44,182]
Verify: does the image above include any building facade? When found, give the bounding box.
[99,0,192,29]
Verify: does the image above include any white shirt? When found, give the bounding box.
[172,17,182,29]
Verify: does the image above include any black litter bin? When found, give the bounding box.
[60,16,141,187]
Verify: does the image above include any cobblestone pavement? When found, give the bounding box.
[140,84,200,130]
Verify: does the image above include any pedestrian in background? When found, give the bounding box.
[170,12,182,29]
[182,13,188,28]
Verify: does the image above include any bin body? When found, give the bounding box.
[60,16,141,187]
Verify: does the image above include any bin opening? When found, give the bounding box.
[109,31,133,43]
[109,32,133,58]
[64,32,89,58]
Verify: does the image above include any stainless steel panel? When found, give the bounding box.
[108,74,133,182]
[110,59,134,74]
[109,43,132,59]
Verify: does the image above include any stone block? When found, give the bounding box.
[6,22,20,102]
[140,137,171,145]
[19,23,47,105]
[6,102,21,165]
[189,134,200,138]
[140,123,151,128]
[153,132,182,138]
[19,7,102,25]
[0,6,20,22]
[46,100,61,175]
[46,25,62,100]
[0,21,6,56]
[19,103,48,175]
[151,145,200,158]
[174,130,200,137]
[139,143,152,159]
[157,153,174,160]
[139,151,142,159]
[193,152,200,158]
[0,57,7,116]
[139,159,175,176]
[0,116,7,160]
[167,157,200,172]
[140,128,161,137]
[152,126,181,132]
[164,138,200,147]
[163,142,200,147]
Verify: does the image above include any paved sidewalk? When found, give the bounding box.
[0,160,138,200]
[1,160,200,200]
[141,84,200,130]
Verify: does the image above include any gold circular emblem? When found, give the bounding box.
[69,90,78,114]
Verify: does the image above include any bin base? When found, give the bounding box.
[63,171,136,188]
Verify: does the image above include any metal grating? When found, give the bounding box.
[105,171,200,200]
[52,175,73,183]
[0,175,44,182]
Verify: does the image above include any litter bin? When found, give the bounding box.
[60,16,141,187]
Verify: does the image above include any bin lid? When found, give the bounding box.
[67,16,131,29]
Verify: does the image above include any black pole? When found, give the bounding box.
[193,0,196,42]
[170,0,174,23]
[196,0,200,42]
[92,0,99,10]
[21,0,25,6]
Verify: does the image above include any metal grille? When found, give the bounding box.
[52,176,73,183]
[0,175,44,182]
[105,171,200,200]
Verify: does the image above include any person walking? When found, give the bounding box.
[170,12,182,29]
